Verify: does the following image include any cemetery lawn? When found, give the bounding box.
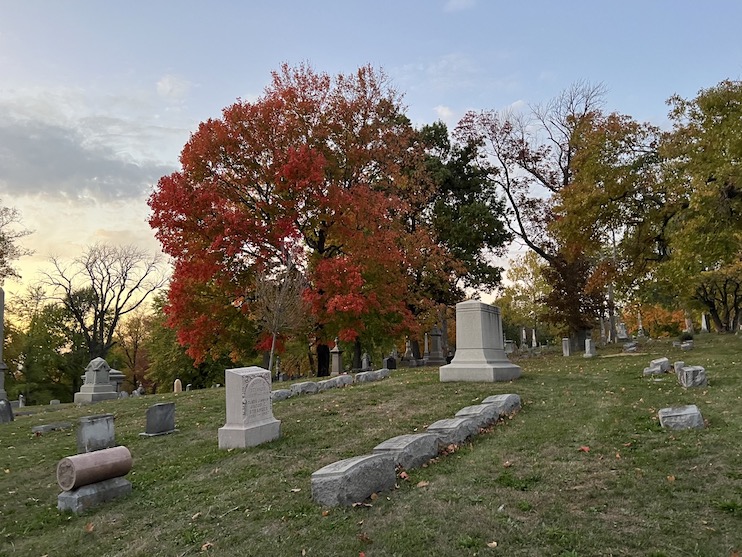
[2,335,742,557]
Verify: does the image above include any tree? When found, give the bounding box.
[149,63,431,365]
[0,201,32,283]
[646,80,742,331]
[455,82,662,344]
[41,243,168,360]
[112,308,153,391]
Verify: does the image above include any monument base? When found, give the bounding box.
[218,418,281,449]
[57,476,132,514]
[74,391,118,404]
[439,361,522,382]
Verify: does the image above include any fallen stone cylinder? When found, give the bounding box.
[57,446,132,491]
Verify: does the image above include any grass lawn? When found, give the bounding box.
[2,334,742,557]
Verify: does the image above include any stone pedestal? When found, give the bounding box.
[439,301,521,382]
[426,326,447,365]
[74,358,118,404]
[584,339,597,358]
[77,414,116,453]
[562,338,571,357]
[218,367,280,449]
[330,338,343,376]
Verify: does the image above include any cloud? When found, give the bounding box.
[156,74,192,101]
[434,105,455,121]
[443,0,476,12]
[0,115,173,202]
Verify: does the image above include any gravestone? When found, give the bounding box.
[372,433,440,470]
[77,414,116,453]
[218,367,280,449]
[0,399,13,424]
[658,405,704,430]
[317,343,330,377]
[311,454,395,507]
[426,416,480,446]
[108,369,125,392]
[616,322,629,341]
[139,402,178,437]
[504,340,515,354]
[423,333,430,361]
[382,355,397,370]
[330,338,343,376]
[701,314,709,333]
[74,358,119,404]
[361,352,372,371]
[402,337,415,366]
[677,365,707,388]
[173,378,183,393]
[427,326,447,365]
[0,287,7,402]
[18,394,24,407]
[481,393,522,416]
[562,338,571,357]
[439,301,522,382]
[583,339,597,358]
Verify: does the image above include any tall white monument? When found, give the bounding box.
[440,300,522,382]
[0,287,8,401]
[218,367,280,449]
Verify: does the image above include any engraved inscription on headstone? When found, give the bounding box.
[242,375,272,424]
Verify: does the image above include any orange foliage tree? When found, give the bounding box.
[148,64,434,366]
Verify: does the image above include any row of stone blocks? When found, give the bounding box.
[271,369,390,402]
[310,393,521,507]
[643,357,708,388]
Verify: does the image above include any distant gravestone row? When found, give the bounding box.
[310,393,522,507]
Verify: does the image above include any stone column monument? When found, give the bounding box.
[330,338,343,376]
[74,358,119,403]
[0,287,8,401]
[440,300,522,382]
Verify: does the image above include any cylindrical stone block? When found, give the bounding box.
[57,446,132,491]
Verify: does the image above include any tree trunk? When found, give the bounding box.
[352,338,362,370]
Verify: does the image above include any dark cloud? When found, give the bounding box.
[0,114,175,202]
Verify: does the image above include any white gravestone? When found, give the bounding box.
[218,367,280,449]
[439,301,522,382]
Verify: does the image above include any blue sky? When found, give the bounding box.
[1,0,741,295]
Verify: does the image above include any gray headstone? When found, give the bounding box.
[454,403,501,429]
[74,358,119,403]
[382,356,397,370]
[650,357,670,372]
[372,433,440,470]
[77,414,115,453]
[584,339,597,358]
[32,422,72,434]
[311,454,395,507]
[140,402,178,437]
[658,405,704,430]
[480,393,522,417]
[0,399,14,423]
[57,476,132,514]
[677,366,708,388]
[290,381,319,396]
[50,399,61,405]
[562,338,571,357]
[426,417,480,446]
[270,389,292,402]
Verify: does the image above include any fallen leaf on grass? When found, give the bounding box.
[321,510,330,517]
[201,542,213,551]
[667,475,675,483]
[503,460,512,468]
[3,469,9,474]
[357,533,372,544]
[370,493,379,501]
[399,471,410,480]
[487,541,498,548]
[290,488,302,493]
[416,481,430,488]
[191,512,202,520]
[352,502,373,508]
[360,552,366,557]
[84,522,94,533]
[578,446,590,452]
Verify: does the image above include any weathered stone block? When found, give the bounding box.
[372,433,440,470]
[271,389,292,402]
[454,404,501,429]
[140,402,178,437]
[335,375,354,387]
[317,378,338,391]
[426,417,480,446]
[311,454,395,507]
[290,381,319,396]
[677,366,707,388]
[650,357,670,372]
[32,422,72,434]
[377,368,390,379]
[57,476,132,514]
[480,393,522,417]
[77,414,115,453]
[658,405,704,430]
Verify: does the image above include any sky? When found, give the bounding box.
[1,0,741,298]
